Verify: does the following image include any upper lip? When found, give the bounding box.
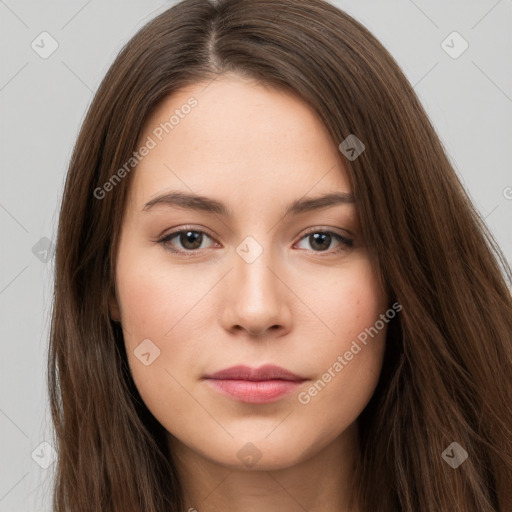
[203,364,305,382]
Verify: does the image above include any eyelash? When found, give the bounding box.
[156,225,353,256]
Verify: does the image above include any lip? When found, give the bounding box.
[203,364,306,404]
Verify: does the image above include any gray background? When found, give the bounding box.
[1,0,511,510]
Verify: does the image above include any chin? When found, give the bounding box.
[212,439,313,471]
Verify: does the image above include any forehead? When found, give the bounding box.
[128,76,352,211]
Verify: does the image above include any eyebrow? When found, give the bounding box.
[142,190,355,217]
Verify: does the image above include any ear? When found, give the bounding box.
[109,286,121,323]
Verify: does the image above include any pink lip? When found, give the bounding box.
[203,364,306,404]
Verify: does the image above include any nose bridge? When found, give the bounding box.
[234,234,280,306]
[222,233,289,335]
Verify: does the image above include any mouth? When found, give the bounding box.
[202,364,307,404]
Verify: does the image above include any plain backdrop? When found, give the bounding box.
[1,0,511,510]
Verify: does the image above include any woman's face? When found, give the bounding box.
[112,75,389,470]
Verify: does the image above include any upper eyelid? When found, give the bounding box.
[300,225,353,239]
[160,226,217,242]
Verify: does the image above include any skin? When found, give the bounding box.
[110,74,389,512]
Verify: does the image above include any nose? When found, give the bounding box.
[220,246,292,338]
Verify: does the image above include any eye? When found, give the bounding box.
[157,227,218,254]
[157,226,354,256]
[295,228,353,254]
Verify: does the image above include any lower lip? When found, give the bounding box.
[205,379,303,404]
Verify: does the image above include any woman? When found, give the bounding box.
[48,0,512,510]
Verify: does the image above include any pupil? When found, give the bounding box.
[311,233,330,251]
[182,231,202,249]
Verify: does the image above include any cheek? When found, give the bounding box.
[294,256,388,423]
[114,250,204,402]
[308,254,387,345]
[115,246,205,343]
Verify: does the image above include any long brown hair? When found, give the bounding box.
[48,0,512,510]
